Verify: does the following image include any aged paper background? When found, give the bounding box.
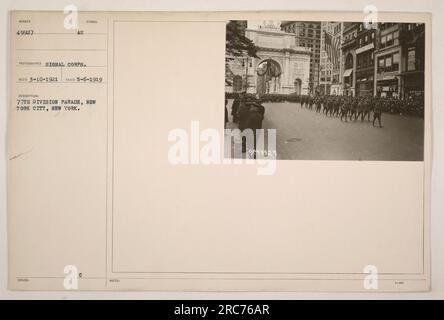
[6,9,432,292]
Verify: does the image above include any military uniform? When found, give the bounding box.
[231,95,241,123]
[340,98,349,122]
[373,98,383,127]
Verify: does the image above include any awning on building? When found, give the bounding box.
[343,68,353,77]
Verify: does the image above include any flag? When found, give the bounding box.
[324,30,340,67]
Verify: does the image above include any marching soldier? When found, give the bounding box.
[237,95,251,131]
[308,95,314,110]
[373,97,383,128]
[231,93,241,123]
[333,96,341,117]
[356,97,365,121]
[340,97,349,122]
[315,96,322,113]
[323,96,330,115]
[239,96,266,156]
[349,96,358,121]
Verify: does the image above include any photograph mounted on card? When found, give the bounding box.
[7,10,431,292]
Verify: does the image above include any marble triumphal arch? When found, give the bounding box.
[226,21,311,96]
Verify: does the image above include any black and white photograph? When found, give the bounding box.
[225,20,425,161]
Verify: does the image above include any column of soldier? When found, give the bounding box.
[300,94,424,128]
[228,94,265,132]
[226,94,266,157]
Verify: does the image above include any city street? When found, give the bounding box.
[227,101,424,161]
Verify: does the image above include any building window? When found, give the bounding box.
[377,52,400,73]
[378,57,384,72]
[393,52,400,71]
[380,30,399,48]
[385,56,392,70]
[407,48,416,71]
[364,52,370,66]
[386,33,393,46]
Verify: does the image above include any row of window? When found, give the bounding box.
[289,22,321,29]
[407,23,423,31]
[379,23,397,30]
[321,70,332,76]
[283,25,321,36]
[332,24,341,34]
[319,49,419,78]
[357,51,374,69]
[342,31,375,47]
[359,32,375,47]
[380,30,400,48]
[341,48,420,74]
[333,23,374,36]
[343,31,357,42]
[379,23,422,31]
[299,43,321,49]
[377,52,400,73]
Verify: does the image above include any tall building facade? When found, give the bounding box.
[373,22,425,99]
[341,23,358,96]
[354,23,378,97]
[337,21,424,99]
[330,22,344,95]
[319,22,344,95]
[398,23,425,99]
[281,21,321,94]
[373,23,403,98]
